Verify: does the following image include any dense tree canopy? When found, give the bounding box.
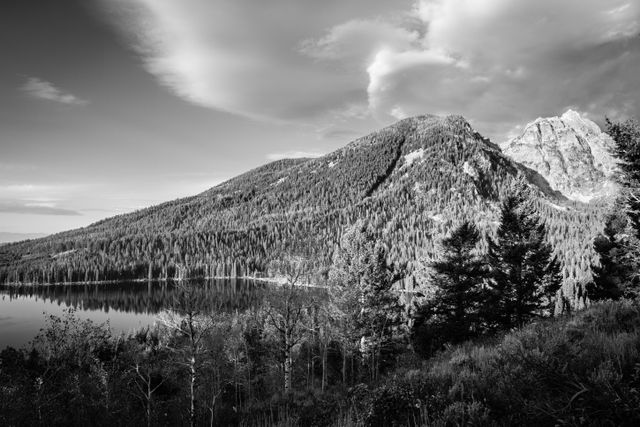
[486,194,562,328]
[588,118,640,301]
[412,221,488,355]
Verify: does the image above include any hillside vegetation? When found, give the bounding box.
[2,294,638,426]
[350,299,640,426]
[0,115,608,308]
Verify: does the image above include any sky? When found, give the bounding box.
[1,0,639,236]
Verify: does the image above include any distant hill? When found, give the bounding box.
[0,232,48,245]
[0,114,614,309]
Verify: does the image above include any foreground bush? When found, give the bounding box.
[353,299,640,426]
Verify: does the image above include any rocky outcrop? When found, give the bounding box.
[501,110,619,202]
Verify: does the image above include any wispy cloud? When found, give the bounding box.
[99,0,380,123]
[266,151,325,161]
[21,77,88,105]
[0,183,86,216]
[0,201,82,216]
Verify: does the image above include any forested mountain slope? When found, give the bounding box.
[0,115,610,308]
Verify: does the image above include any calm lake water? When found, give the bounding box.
[0,279,270,350]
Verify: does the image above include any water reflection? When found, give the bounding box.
[0,279,273,349]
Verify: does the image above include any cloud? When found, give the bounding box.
[305,0,640,141]
[0,183,87,216]
[21,77,88,105]
[102,0,640,139]
[300,19,419,65]
[266,151,325,161]
[0,201,82,216]
[100,0,388,123]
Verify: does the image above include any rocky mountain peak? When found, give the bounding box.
[501,110,619,202]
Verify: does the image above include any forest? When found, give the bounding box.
[0,115,609,310]
[1,117,640,426]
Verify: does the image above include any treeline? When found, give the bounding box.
[0,115,609,310]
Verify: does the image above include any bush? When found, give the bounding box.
[347,300,640,426]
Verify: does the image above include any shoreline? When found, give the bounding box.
[1,275,423,293]
[0,275,328,289]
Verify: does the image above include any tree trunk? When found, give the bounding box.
[342,345,347,385]
[307,349,312,389]
[147,374,152,427]
[351,355,355,386]
[284,352,292,392]
[190,356,196,427]
[209,393,216,427]
[284,331,292,392]
[321,343,327,392]
[245,341,252,401]
[234,358,239,410]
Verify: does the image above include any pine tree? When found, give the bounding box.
[487,195,562,329]
[329,221,405,381]
[412,221,488,356]
[588,205,640,301]
[588,119,640,301]
[606,118,640,236]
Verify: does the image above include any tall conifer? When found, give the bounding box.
[486,194,562,329]
[413,222,487,353]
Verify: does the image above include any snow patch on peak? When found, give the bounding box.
[403,149,425,167]
[413,182,424,194]
[462,161,479,179]
[548,202,568,212]
[561,109,582,121]
[271,177,287,186]
[429,214,444,223]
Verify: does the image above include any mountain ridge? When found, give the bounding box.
[0,114,613,309]
[501,110,619,202]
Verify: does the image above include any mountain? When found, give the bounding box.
[501,110,619,202]
[0,114,610,309]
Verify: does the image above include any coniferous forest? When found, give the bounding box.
[1,117,640,426]
[0,116,610,309]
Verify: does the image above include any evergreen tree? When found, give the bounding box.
[329,222,405,381]
[588,118,640,300]
[487,195,562,329]
[588,209,640,301]
[412,221,488,356]
[607,118,640,236]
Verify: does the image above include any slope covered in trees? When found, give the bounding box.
[0,115,609,307]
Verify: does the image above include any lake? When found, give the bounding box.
[0,279,271,350]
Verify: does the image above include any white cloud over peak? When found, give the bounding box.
[306,0,640,140]
[103,0,639,141]
[300,19,419,65]
[21,77,88,106]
